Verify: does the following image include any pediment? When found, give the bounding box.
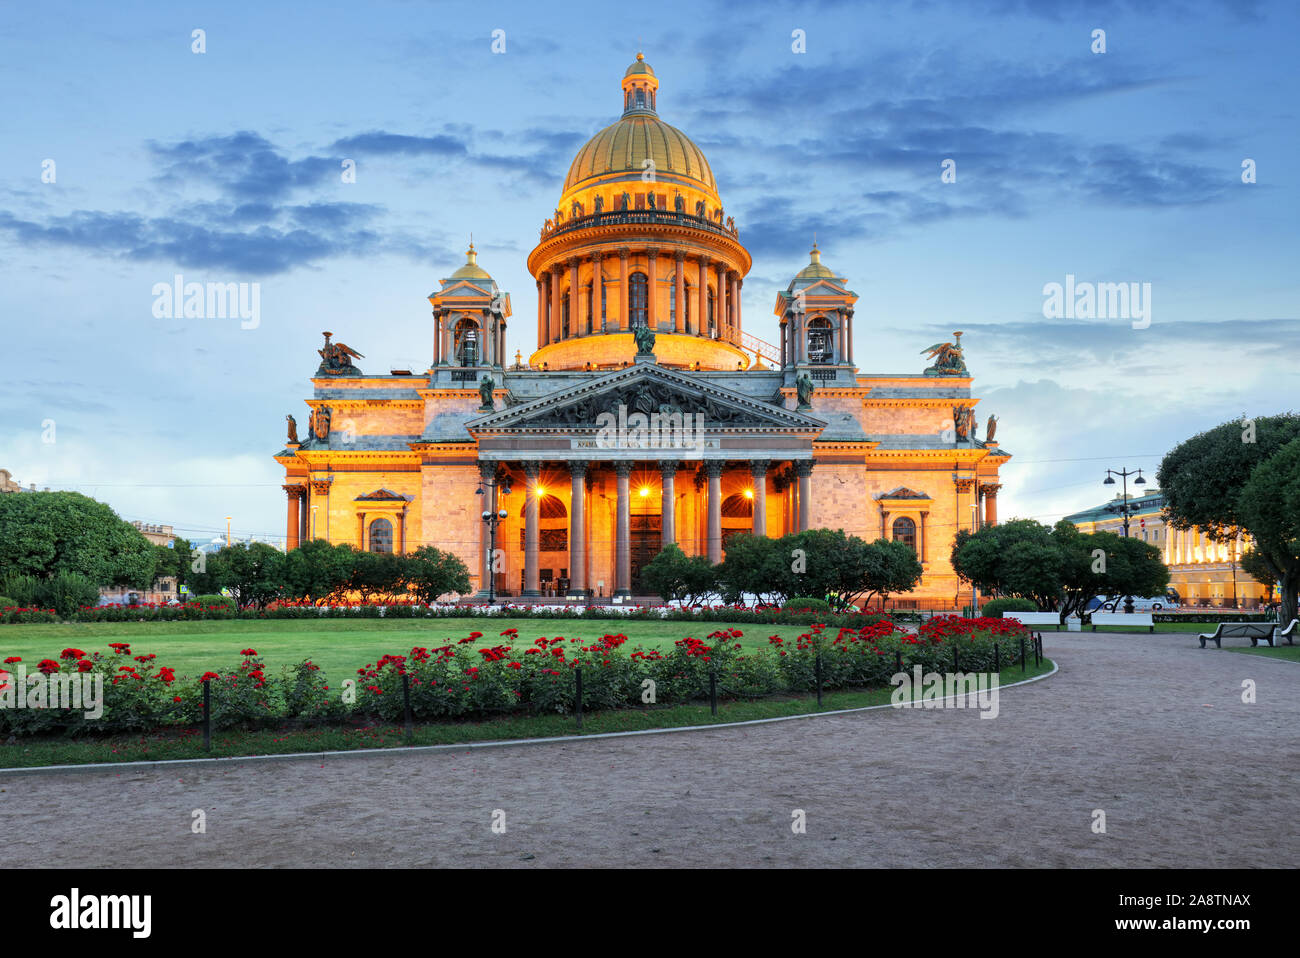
[877,486,931,500]
[467,364,826,434]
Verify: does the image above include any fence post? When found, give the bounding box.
[709,668,718,717]
[1035,633,1041,667]
[953,646,960,674]
[574,666,584,730]
[895,650,903,676]
[402,672,413,743]
[202,680,211,753]
[1020,636,1027,674]
[994,642,1000,673]
[815,653,823,707]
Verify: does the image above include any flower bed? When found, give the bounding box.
[0,616,1033,737]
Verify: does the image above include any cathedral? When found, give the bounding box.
[275,55,1009,607]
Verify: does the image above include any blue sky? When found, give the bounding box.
[2,0,1297,545]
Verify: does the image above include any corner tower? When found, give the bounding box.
[527,54,757,371]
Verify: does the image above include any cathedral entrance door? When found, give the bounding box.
[629,513,662,594]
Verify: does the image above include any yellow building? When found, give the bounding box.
[275,56,1010,607]
[1065,491,1267,608]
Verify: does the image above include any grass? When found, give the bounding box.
[1224,644,1300,661]
[0,618,816,683]
[0,657,1057,769]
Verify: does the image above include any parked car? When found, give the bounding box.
[1100,595,1176,612]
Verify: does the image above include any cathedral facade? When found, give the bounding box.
[275,56,1009,607]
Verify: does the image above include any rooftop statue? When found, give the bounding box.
[633,324,656,356]
[317,331,364,376]
[985,414,999,445]
[921,331,969,377]
[796,372,815,409]
[285,414,299,444]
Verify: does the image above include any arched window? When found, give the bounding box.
[721,493,754,518]
[892,516,917,553]
[807,317,833,364]
[562,292,570,338]
[454,319,479,367]
[629,271,648,328]
[369,517,394,553]
[635,89,645,109]
[707,287,716,337]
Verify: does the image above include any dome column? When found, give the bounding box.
[715,266,727,341]
[536,277,546,349]
[696,255,710,336]
[568,258,580,340]
[619,248,630,331]
[646,248,659,329]
[592,252,604,332]
[730,274,741,337]
[550,268,562,344]
[673,251,686,333]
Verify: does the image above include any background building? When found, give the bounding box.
[1065,491,1267,608]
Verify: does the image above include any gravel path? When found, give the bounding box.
[2,632,1296,868]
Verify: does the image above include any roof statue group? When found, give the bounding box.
[316,331,364,376]
[921,331,969,377]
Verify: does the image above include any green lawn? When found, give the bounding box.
[1224,644,1300,661]
[0,618,815,684]
[0,657,1057,769]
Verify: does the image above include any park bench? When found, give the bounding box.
[1198,621,1276,649]
[1007,612,1064,630]
[1275,619,1298,646]
[1090,612,1155,633]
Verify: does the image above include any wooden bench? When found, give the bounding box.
[1007,612,1063,630]
[1198,622,1276,649]
[1275,619,1298,646]
[1091,612,1155,633]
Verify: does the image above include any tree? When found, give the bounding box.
[1239,547,1276,604]
[857,537,924,609]
[1158,415,1300,622]
[1236,435,1300,621]
[405,546,471,604]
[220,542,286,609]
[642,544,722,606]
[715,534,789,606]
[953,519,1168,623]
[282,540,358,604]
[0,491,156,588]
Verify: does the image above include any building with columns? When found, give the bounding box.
[1065,491,1268,609]
[274,55,1010,607]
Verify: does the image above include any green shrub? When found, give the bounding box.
[40,571,101,618]
[194,594,235,610]
[783,597,830,613]
[981,597,1038,618]
[0,575,42,607]
[0,596,14,609]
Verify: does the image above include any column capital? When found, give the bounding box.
[658,459,679,477]
[794,460,815,478]
[673,249,685,263]
[704,461,725,479]
[521,460,541,479]
[613,461,635,478]
[646,247,659,261]
[591,250,603,263]
[568,255,581,268]
[309,479,332,495]
[749,459,771,478]
[619,247,631,261]
[568,459,589,478]
[282,483,305,496]
[478,459,498,481]
[698,253,711,266]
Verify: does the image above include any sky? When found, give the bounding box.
[1,0,1297,546]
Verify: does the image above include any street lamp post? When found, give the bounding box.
[1103,467,1147,613]
[476,473,512,604]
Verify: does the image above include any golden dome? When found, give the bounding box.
[793,245,836,282]
[624,51,654,77]
[563,116,716,195]
[448,242,492,281]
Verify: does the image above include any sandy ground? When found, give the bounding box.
[1,631,1296,868]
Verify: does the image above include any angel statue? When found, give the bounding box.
[633,324,656,356]
[317,331,365,375]
[286,414,299,444]
[985,414,999,445]
[478,374,495,411]
[921,331,968,376]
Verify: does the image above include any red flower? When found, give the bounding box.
[76,660,94,673]
[3,656,20,664]
[60,648,86,660]
[199,672,220,683]
[240,648,258,657]
[36,659,60,674]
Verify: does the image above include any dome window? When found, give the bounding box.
[629,272,649,328]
